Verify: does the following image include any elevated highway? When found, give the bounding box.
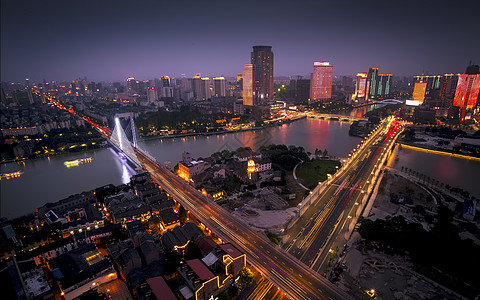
[135,149,353,300]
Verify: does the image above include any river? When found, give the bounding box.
[2,105,479,219]
[1,118,361,219]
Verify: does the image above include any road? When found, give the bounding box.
[283,117,402,273]
[135,150,353,300]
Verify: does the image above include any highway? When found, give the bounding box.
[284,117,402,272]
[135,150,353,300]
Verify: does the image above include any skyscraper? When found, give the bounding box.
[310,62,333,102]
[193,75,202,100]
[147,87,159,103]
[377,74,392,97]
[453,65,480,122]
[200,77,211,100]
[251,46,273,105]
[243,64,253,106]
[213,77,226,97]
[366,68,379,100]
[355,72,368,102]
[412,82,427,105]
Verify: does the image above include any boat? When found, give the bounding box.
[64,157,93,167]
[0,170,24,180]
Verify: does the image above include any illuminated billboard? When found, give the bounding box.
[406,100,420,106]
[412,82,427,104]
[453,74,480,108]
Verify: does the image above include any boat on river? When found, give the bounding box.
[0,170,23,180]
[64,157,93,167]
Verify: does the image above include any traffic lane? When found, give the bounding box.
[298,133,388,264]
[139,156,347,300]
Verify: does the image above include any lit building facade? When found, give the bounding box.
[454,71,480,122]
[355,72,368,101]
[366,67,379,100]
[412,82,427,105]
[377,74,392,97]
[310,61,333,102]
[242,64,253,106]
[251,46,273,105]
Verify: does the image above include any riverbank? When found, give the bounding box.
[0,143,108,165]
[140,115,307,140]
[398,143,480,162]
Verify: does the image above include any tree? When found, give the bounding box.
[178,205,188,224]
[238,267,254,287]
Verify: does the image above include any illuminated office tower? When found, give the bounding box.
[377,74,392,97]
[412,82,428,105]
[310,61,333,102]
[355,72,368,101]
[243,64,253,106]
[213,77,226,97]
[251,46,273,105]
[453,65,480,122]
[366,68,379,99]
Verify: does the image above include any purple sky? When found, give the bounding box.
[2,0,479,83]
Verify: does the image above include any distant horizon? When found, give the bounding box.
[2,70,473,85]
[2,0,479,83]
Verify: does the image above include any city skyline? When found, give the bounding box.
[2,0,479,83]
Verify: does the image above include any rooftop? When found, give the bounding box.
[146,276,176,300]
[187,259,214,280]
[219,243,243,259]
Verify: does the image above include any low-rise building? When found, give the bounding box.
[158,208,180,231]
[107,240,142,280]
[50,244,117,300]
[161,222,202,251]
[105,191,150,223]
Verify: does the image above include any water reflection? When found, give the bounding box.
[389,146,480,198]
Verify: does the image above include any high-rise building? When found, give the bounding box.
[310,62,333,102]
[162,76,171,87]
[251,46,273,105]
[439,74,459,108]
[193,75,202,100]
[200,77,211,100]
[377,74,392,97]
[355,72,368,101]
[147,87,159,103]
[453,65,480,122]
[412,82,428,105]
[366,68,379,99]
[213,77,226,97]
[243,64,253,106]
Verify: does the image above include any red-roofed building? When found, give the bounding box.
[187,259,215,281]
[146,276,176,300]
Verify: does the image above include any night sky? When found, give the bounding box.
[2,0,479,82]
